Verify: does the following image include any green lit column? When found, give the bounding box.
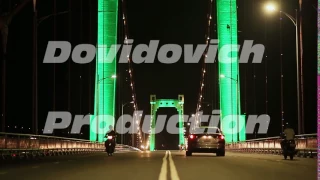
[178,95,185,146]
[150,95,156,151]
[90,0,118,142]
[150,109,156,151]
[217,0,245,142]
[149,107,156,151]
[179,110,185,146]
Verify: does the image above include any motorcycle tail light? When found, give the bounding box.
[108,136,113,140]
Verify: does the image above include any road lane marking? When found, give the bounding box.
[158,151,168,180]
[32,166,40,169]
[0,172,7,175]
[54,162,59,164]
[168,151,180,180]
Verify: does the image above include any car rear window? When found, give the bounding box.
[190,127,221,134]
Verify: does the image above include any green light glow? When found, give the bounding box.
[238,115,246,141]
[217,0,245,142]
[149,95,185,151]
[90,0,118,142]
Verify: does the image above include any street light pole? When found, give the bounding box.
[96,74,99,142]
[236,75,239,141]
[265,3,302,135]
[294,10,301,134]
[121,104,124,144]
[31,8,69,135]
[220,74,239,142]
[32,6,38,135]
[280,10,301,134]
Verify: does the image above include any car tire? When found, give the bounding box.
[186,151,192,156]
[217,151,225,157]
[220,151,225,156]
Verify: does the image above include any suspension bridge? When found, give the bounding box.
[0,0,317,179]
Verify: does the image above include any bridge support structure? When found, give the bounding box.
[217,0,246,143]
[90,0,118,142]
[149,95,185,151]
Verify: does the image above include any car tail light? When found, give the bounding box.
[219,135,225,140]
[189,135,194,139]
[108,136,113,140]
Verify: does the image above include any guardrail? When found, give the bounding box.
[226,134,317,158]
[0,132,138,160]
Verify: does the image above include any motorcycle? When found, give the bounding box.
[105,135,115,156]
[280,134,296,160]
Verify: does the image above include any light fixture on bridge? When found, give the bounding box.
[265,3,276,12]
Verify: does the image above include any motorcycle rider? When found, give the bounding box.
[281,124,295,148]
[105,125,117,150]
[106,125,116,137]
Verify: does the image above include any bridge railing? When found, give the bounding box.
[226,134,317,158]
[0,132,104,150]
[0,132,139,159]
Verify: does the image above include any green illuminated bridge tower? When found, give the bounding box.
[90,0,118,142]
[89,0,246,144]
[149,95,185,151]
[217,0,245,142]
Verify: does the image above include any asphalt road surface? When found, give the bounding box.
[0,151,316,180]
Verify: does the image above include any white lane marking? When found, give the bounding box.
[0,172,7,175]
[158,150,168,180]
[54,162,59,164]
[168,151,180,180]
[32,166,40,169]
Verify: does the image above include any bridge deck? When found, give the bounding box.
[0,151,316,180]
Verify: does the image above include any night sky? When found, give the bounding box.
[0,0,317,149]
